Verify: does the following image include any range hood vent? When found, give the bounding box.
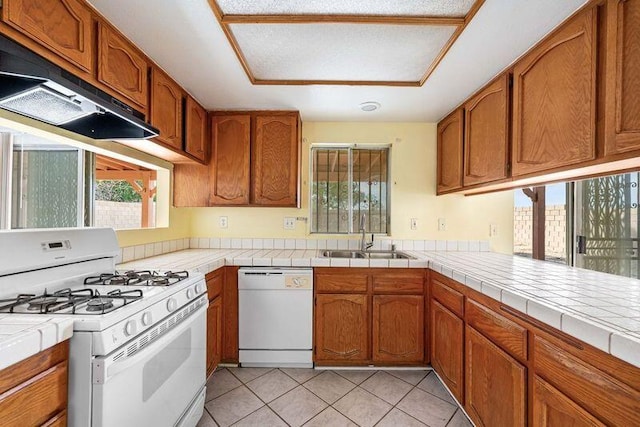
[0,34,158,140]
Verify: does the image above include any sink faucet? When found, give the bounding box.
[359,213,374,251]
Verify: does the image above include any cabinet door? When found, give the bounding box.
[1,0,94,72]
[463,74,510,186]
[533,376,604,427]
[465,326,526,427]
[252,114,299,206]
[604,0,640,156]
[430,300,464,402]
[315,294,369,363]
[150,67,183,150]
[372,295,424,363]
[97,22,148,110]
[437,108,464,194]
[512,8,597,176]
[221,266,239,363]
[185,96,208,163]
[210,115,251,205]
[207,297,223,377]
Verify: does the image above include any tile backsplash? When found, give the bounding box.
[119,237,490,263]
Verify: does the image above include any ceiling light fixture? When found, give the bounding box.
[360,101,381,112]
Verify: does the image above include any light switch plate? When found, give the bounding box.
[438,218,446,231]
[410,218,418,230]
[284,217,296,230]
[490,223,498,237]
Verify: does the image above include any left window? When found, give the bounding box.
[0,132,157,230]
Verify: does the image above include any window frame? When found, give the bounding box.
[309,143,391,235]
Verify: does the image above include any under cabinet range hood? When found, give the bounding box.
[0,34,158,140]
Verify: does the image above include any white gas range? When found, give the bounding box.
[0,228,207,427]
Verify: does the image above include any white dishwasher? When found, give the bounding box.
[238,268,313,368]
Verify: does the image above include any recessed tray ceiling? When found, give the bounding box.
[215,0,477,17]
[230,23,458,82]
[209,0,484,86]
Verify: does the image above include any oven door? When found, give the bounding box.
[91,302,207,427]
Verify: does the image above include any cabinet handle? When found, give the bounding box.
[499,305,584,350]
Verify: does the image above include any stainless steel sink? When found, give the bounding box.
[322,250,366,258]
[321,250,415,260]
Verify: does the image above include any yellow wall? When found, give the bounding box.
[188,122,514,254]
[116,206,191,247]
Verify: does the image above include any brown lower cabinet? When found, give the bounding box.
[315,294,369,363]
[0,340,68,427]
[314,268,427,366]
[532,376,604,427]
[430,299,464,402]
[221,266,239,363]
[465,326,526,427]
[205,268,224,376]
[429,271,640,427]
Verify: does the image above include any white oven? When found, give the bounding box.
[91,302,206,426]
[0,228,208,427]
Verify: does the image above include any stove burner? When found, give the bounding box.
[83,270,188,287]
[27,296,60,311]
[86,296,114,312]
[151,277,169,286]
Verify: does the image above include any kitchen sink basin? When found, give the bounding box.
[322,250,366,258]
[321,250,415,260]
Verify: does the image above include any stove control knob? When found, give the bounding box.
[187,288,194,299]
[167,298,178,312]
[142,312,152,326]
[195,283,204,294]
[125,320,137,336]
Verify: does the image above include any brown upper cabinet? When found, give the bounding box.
[184,96,208,163]
[1,0,94,73]
[511,7,597,177]
[150,66,184,151]
[463,74,510,186]
[603,0,640,157]
[437,108,464,194]
[97,22,148,111]
[252,115,300,206]
[210,115,251,205]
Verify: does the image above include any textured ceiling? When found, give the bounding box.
[230,23,457,82]
[216,0,476,17]
[86,0,589,122]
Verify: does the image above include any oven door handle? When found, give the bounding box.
[93,301,207,384]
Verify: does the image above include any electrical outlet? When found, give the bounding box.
[410,218,418,230]
[284,217,296,230]
[218,216,228,229]
[490,223,498,237]
[438,218,446,231]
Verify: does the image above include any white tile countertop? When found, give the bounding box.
[0,316,73,370]
[118,248,640,368]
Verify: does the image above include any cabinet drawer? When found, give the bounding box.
[534,336,640,426]
[315,271,368,293]
[0,361,68,427]
[466,299,528,361]
[206,268,224,300]
[372,271,424,294]
[431,277,464,317]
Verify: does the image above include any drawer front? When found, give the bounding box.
[206,268,224,300]
[0,361,68,427]
[466,299,528,361]
[373,271,424,294]
[431,277,464,317]
[315,271,368,293]
[534,336,640,426]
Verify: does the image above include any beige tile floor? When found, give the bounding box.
[197,368,473,427]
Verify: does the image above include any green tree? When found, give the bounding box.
[95,180,141,202]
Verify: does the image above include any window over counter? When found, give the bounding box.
[310,145,389,234]
[0,131,162,230]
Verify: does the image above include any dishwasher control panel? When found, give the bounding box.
[285,276,311,289]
